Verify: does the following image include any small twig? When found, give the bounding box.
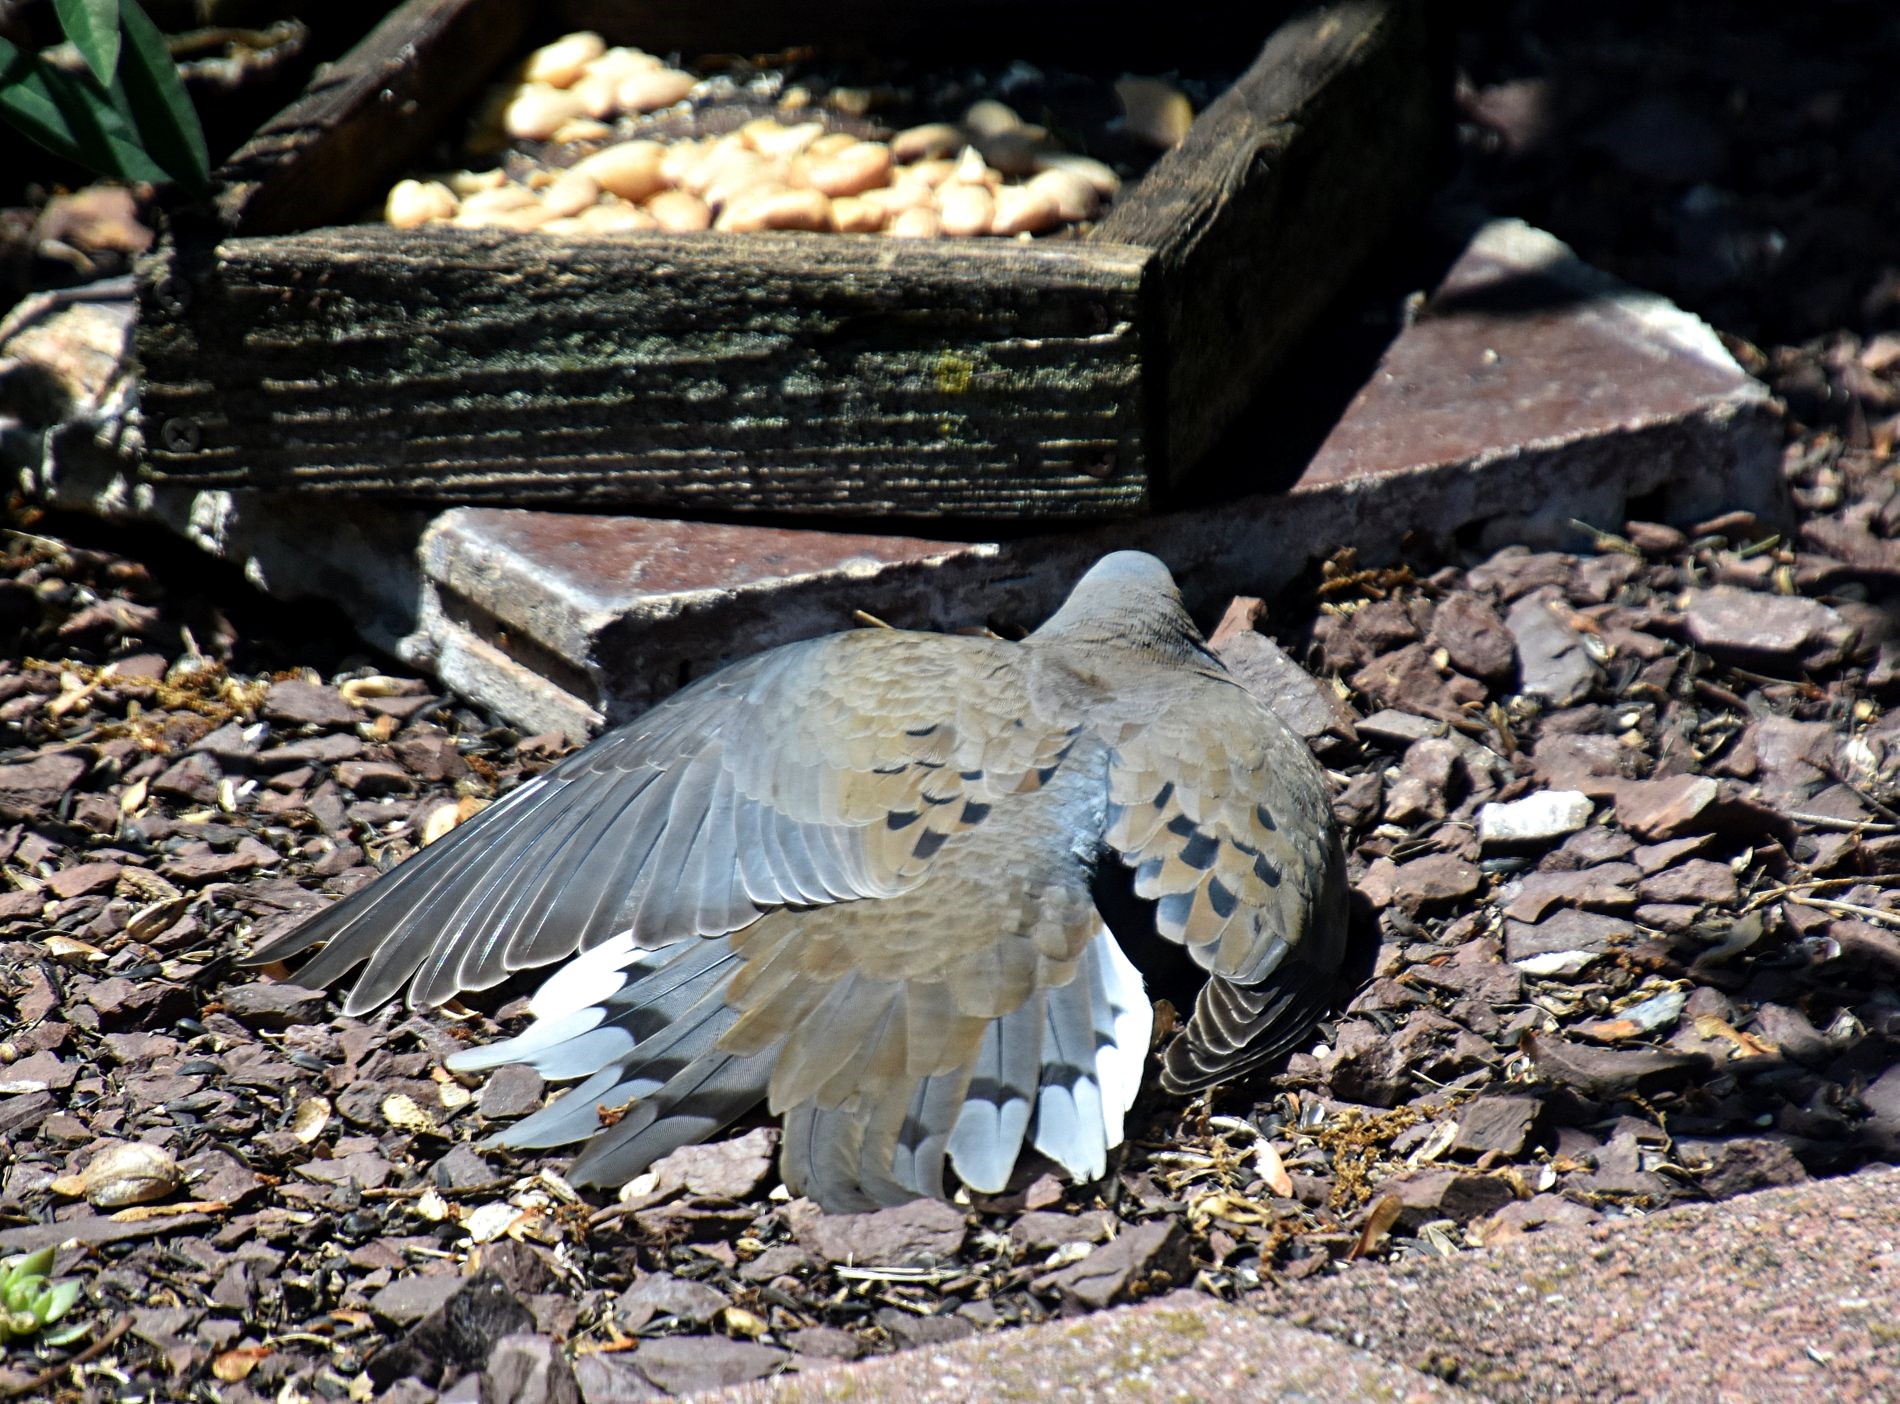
[1744,873,1900,913]
[362,1177,518,1201]
[1569,519,1642,557]
[1,1313,134,1399]
[1822,771,1900,825]
[851,610,895,629]
[586,1200,659,1230]
[1790,896,1900,930]
[1782,811,1900,835]
[833,1264,960,1284]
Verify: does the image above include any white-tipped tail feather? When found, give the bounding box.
[455,923,1150,1207]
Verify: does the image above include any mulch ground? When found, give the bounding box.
[3,3,1900,1401]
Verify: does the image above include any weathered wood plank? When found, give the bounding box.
[216,0,529,236]
[551,0,1285,67]
[138,227,1151,518]
[1094,0,1446,479]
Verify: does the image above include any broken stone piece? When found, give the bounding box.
[633,1336,788,1395]
[1449,1095,1543,1157]
[788,1197,966,1267]
[220,982,331,1029]
[480,1333,580,1404]
[1507,588,1599,706]
[0,753,87,820]
[644,1126,776,1200]
[1427,592,1518,683]
[1033,1219,1188,1308]
[1523,1033,1712,1099]
[1612,774,1719,840]
[1213,607,1360,750]
[264,678,361,728]
[1479,790,1593,847]
[1681,585,1851,666]
[1357,710,1448,747]
[1504,908,1633,966]
[1390,853,1482,914]
[1384,1168,1517,1226]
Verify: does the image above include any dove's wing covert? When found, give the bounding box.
[1098,674,1348,1090]
[249,629,1068,1014]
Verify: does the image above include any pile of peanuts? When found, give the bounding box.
[383,32,1151,240]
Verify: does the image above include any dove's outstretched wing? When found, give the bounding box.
[248,629,1073,1015]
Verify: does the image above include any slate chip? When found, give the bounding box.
[788,1197,967,1267]
[1034,1220,1189,1308]
[264,679,362,729]
[634,1337,788,1394]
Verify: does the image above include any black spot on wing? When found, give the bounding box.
[1207,877,1239,920]
[1179,831,1221,870]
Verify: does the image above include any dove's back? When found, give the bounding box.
[247,552,1346,1210]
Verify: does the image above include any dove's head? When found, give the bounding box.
[1033,551,1207,659]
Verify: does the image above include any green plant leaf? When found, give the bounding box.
[113,0,207,192]
[0,37,170,183]
[42,1321,90,1347]
[54,0,121,86]
[34,1279,83,1324]
[10,1248,55,1282]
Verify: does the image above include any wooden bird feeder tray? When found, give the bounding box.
[135,0,1446,521]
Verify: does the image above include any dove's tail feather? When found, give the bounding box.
[566,1045,778,1187]
[776,925,1151,1210]
[1025,925,1151,1184]
[444,919,1151,1206]
[943,1006,1041,1194]
[447,933,768,1170]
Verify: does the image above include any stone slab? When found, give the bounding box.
[8,216,1783,736]
[698,1166,1900,1404]
[698,1290,1471,1403]
[419,217,1783,733]
[1259,1165,1900,1403]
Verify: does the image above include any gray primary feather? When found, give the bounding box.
[247,550,1348,1211]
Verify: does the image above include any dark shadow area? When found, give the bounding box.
[1454,0,1900,354]
[12,507,386,681]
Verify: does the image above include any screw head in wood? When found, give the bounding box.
[160,418,203,453]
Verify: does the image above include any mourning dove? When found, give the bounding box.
[249,552,1346,1211]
